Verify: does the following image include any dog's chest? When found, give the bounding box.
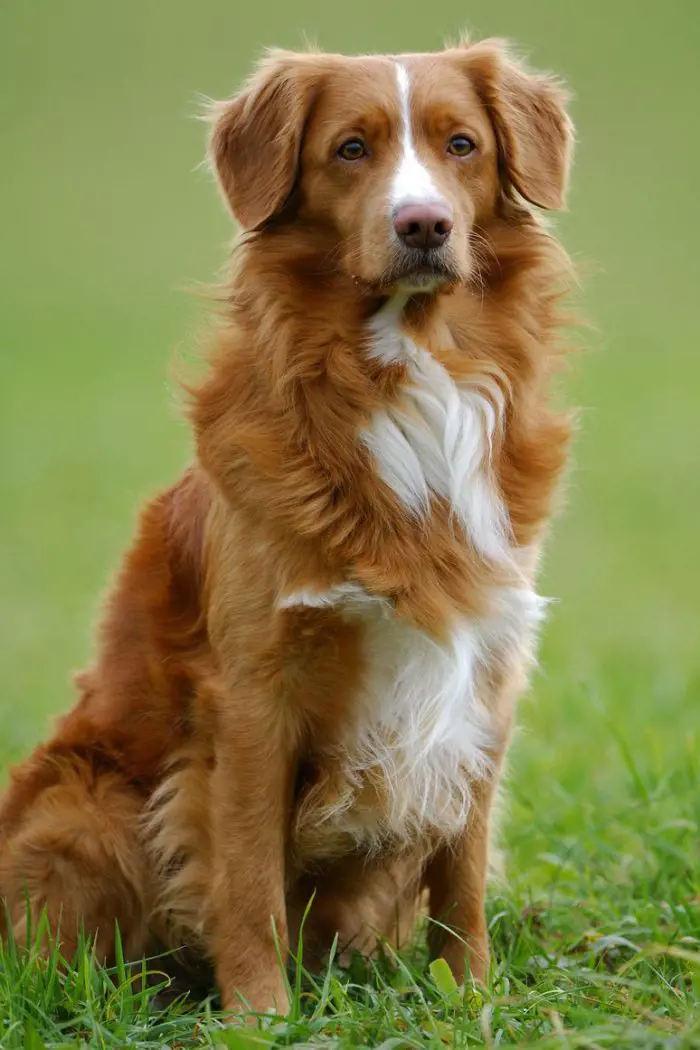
[360,312,508,563]
[288,320,543,855]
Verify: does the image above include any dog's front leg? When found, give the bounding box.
[424,777,497,986]
[208,694,295,1017]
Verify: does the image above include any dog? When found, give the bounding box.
[0,36,575,1015]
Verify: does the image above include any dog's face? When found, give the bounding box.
[210,41,573,293]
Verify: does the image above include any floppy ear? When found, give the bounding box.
[462,39,574,210]
[208,51,320,230]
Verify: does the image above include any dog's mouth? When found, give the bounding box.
[378,248,463,293]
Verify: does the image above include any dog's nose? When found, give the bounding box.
[393,203,454,249]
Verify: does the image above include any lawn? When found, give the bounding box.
[1,0,698,1046]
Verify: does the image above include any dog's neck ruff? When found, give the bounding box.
[286,299,545,856]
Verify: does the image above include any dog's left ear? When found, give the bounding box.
[208,50,321,230]
[461,39,574,210]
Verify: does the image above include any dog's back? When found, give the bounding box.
[0,469,212,952]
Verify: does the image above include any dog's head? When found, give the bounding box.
[209,39,573,293]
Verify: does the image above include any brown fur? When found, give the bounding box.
[0,37,575,1014]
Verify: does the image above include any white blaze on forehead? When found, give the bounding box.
[391,63,445,210]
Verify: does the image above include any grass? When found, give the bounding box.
[1,0,699,1046]
[1,781,698,1050]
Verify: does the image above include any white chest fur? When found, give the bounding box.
[284,306,545,852]
[360,302,509,563]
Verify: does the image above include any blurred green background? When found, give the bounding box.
[1,0,698,813]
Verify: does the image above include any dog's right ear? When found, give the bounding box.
[459,38,574,211]
[208,51,321,231]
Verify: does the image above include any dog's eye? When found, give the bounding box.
[337,138,367,162]
[447,135,476,158]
